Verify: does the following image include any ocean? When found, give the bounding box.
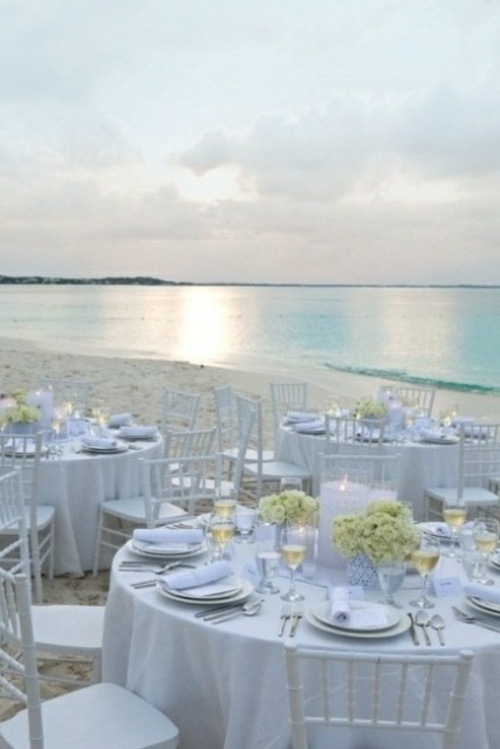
[1,284,500,395]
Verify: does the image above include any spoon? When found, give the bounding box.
[415,609,432,645]
[210,600,263,624]
[430,613,446,645]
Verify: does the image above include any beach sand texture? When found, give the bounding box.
[1,337,500,715]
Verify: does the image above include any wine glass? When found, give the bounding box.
[442,501,467,558]
[255,539,280,594]
[377,560,406,608]
[472,518,499,585]
[280,525,307,602]
[410,533,440,609]
[213,492,237,520]
[209,515,235,561]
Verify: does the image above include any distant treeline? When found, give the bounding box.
[0,276,498,288]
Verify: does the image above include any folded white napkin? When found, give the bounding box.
[463,583,500,604]
[133,528,203,545]
[329,586,351,624]
[108,413,133,428]
[161,560,232,590]
[119,425,157,439]
[285,411,320,423]
[419,428,446,441]
[81,436,118,449]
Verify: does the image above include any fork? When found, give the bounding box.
[289,603,304,638]
[278,604,292,637]
[452,606,500,633]
[120,561,193,574]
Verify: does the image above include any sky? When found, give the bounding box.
[1,0,500,285]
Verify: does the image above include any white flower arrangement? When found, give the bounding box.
[351,397,386,419]
[259,490,319,525]
[332,499,419,565]
[0,389,40,426]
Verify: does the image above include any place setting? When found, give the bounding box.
[125,525,207,562]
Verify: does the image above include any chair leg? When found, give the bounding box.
[92,512,104,577]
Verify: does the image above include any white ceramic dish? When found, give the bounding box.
[305,607,411,639]
[312,601,400,632]
[156,578,254,605]
[467,596,500,616]
[417,522,452,542]
[81,441,129,454]
[126,538,207,559]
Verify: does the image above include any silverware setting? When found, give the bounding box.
[289,603,304,638]
[278,604,292,637]
[209,599,263,624]
[407,612,420,646]
[414,609,432,645]
[452,606,500,633]
[128,563,196,588]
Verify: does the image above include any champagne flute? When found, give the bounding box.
[472,518,499,585]
[280,525,307,602]
[442,502,467,558]
[410,533,440,609]
[255,539,280,594]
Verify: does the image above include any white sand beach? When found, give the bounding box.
[1,335,500,709]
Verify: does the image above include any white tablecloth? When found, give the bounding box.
[37,437,163,575]
[103,544,500,749]
[275,424,460,520]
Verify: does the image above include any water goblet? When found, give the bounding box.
[410,533,440,609]
[377,560,406,608]
[442,502,467,558]
[472,518,499,585]
[234,505,256,543]
[280,524,307,602]
[255,539,280,594]
[279,477,302,493]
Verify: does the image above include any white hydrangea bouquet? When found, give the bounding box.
[259,490,319,525]
[0,389,40,426]
[351,396,386,420]
[332,499,419,565]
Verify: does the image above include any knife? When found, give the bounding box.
[408,612,420,645]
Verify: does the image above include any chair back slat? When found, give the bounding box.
[285,643,474,749]
[160,387,200,433]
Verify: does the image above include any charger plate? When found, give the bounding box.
[313,601,400,632]
[156,578,253,605]
[126,538,207,559]
[467,596,500,616]
[306,605,411,639]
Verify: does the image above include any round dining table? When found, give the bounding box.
[37,435,163,575]
[102,539,500,749]
[275,423,461,520]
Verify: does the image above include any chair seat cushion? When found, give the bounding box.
[0,682,179,749]
[99,496,187,523]
[32,605,105,654]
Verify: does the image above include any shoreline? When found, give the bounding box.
[1,336,499,425]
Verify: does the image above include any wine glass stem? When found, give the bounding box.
[288,568,296,596]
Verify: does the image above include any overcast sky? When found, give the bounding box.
[2,0,500,284]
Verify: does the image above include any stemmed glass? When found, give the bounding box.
[410,533,440,609]
[442,501,467,558]
[255,539,280,594]
[279,477,302,493]
[234,505,256,543]
[472,518,499,585]
[377,560,406,608]
[280,524,307,602]
[209,514,235,562]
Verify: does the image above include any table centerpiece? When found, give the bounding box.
[0,389,41,434]
[259,489,319,548]
[351,396,387,422]
[331,499,419,588]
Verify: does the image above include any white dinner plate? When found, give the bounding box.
[419,435,459,445]
[467,596,500,616]
[305,607,411,639]
[156,578,254,605]
[3,441,48,457]
[417,522,452,542]
[312,601,401,632]
[126,538,207,559]
[81,441,129,454]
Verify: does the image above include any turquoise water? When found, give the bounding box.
[1,285,500,394]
